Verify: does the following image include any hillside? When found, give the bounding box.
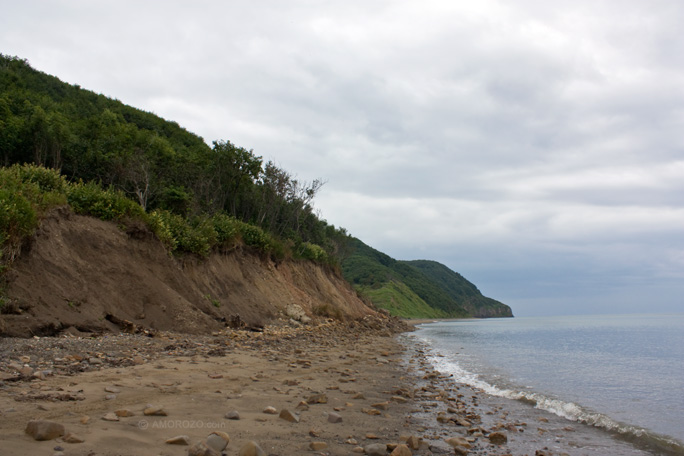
[341,238,513,319]
[1,54,512,327]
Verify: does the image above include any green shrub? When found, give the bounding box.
[298,242,327,262]
[211,213,240,249]
[146,209,216,257]
[15,164,67,193]
[67,181,144,221]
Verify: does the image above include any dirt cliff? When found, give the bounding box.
[0,208,376,337]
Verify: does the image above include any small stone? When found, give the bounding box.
[143,406,167,416]
[364,443,388,456]
[225,410,240,420]
[115,409,134,417]
[165,435,191,445]
[279,409,300,423]
[104,386,121,393]
[296,401,310,411]
[105,394,117,400]
[365,433,379,439]
[263,406,278,414]
[89,357,103,365]
[352,392,366,399]
[102,412,119,421]
[352,447,365,454]
[206,432,230,451]
[25,420,65,441]
[390,444,412,456]
[445,437,471,449]
[188,441,219,456]
[238,440,267,456]
[488,431,507,445]
[307,393,328,404]
[372,401,390,411]
[327,412,343,423]
[63,432,85,443]
[345,438,358,445]
[79,416,90,425]
[406,435,421,450]
[310,441,328,451]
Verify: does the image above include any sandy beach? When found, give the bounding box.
[0,318,654,456]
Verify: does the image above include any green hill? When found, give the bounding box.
[342,238,513,319]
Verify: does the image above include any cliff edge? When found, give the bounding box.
[0,208,377,337]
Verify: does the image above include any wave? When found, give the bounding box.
[410,334,684,456]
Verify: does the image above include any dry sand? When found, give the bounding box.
[0,319,652,456]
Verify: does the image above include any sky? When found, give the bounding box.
[2,1,683,316]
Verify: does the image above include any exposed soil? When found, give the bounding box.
[0,208,375,338]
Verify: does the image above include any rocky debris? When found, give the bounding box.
[63,432,85,443]
[307,393,328,404]
[390,444,412,456]
[238,440,267,456]
[405,435,422,450]
[165,435,191,445]
[224,410,240,420]
[101,412,119,421]
[364,443,388,455]
[188,441,220,456]
[115,409,134,417]
[327,411,343,423]
[143,405,167,416]
[262,406,277,414]
[488,431,508,445]
[24,420,65,441]
[206,432,230,452]
[309,441,328,450]
[278,408,299,423]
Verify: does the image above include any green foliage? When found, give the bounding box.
[0,164,66,263]
[211,213,240,249]
[0,54,349,265]
[66,181,145,221]
[356,281,446,319]
[341,237,512,319]
[298,242,327,262]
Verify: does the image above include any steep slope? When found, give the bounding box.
[0,208,375,337]
[341,238,513,318]
[405,260,512,318]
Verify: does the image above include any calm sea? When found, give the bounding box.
[411,313,684,455]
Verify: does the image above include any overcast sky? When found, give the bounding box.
[3,0,683,316]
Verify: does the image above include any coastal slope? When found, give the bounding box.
[0,208,375,338]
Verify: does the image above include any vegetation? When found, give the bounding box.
[342,238,513,318]
[0,54,347,265]
[0,54,511,319]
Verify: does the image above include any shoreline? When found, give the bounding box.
[0,318,664,456]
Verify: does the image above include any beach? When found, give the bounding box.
[0,317,656,456]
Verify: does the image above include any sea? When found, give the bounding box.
[409,313,684,455]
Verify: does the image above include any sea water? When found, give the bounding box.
[410,313,684,455]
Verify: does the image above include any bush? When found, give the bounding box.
[67,181,145,221]
[298,242,327,262]
[211,213,240,249]
[147,209,216,257]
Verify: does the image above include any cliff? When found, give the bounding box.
[0,208,376,338]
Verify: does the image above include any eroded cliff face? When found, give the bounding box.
[0,209,376,337]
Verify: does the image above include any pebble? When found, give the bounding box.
[101,412,119,421]
[279,408,300,423]
[165,435,191,445]
[364,443,388,456]
[143,406,167,416]
[390,444,412,456]
[63,432,85,443]
[263,406,278,414]
[327,411,343,423]
[488,431,508,445]
[238,440,267,456]
[310,441,328,450]
[206,432,230,451]
[25,420,65,441]
[225,410,240,420]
